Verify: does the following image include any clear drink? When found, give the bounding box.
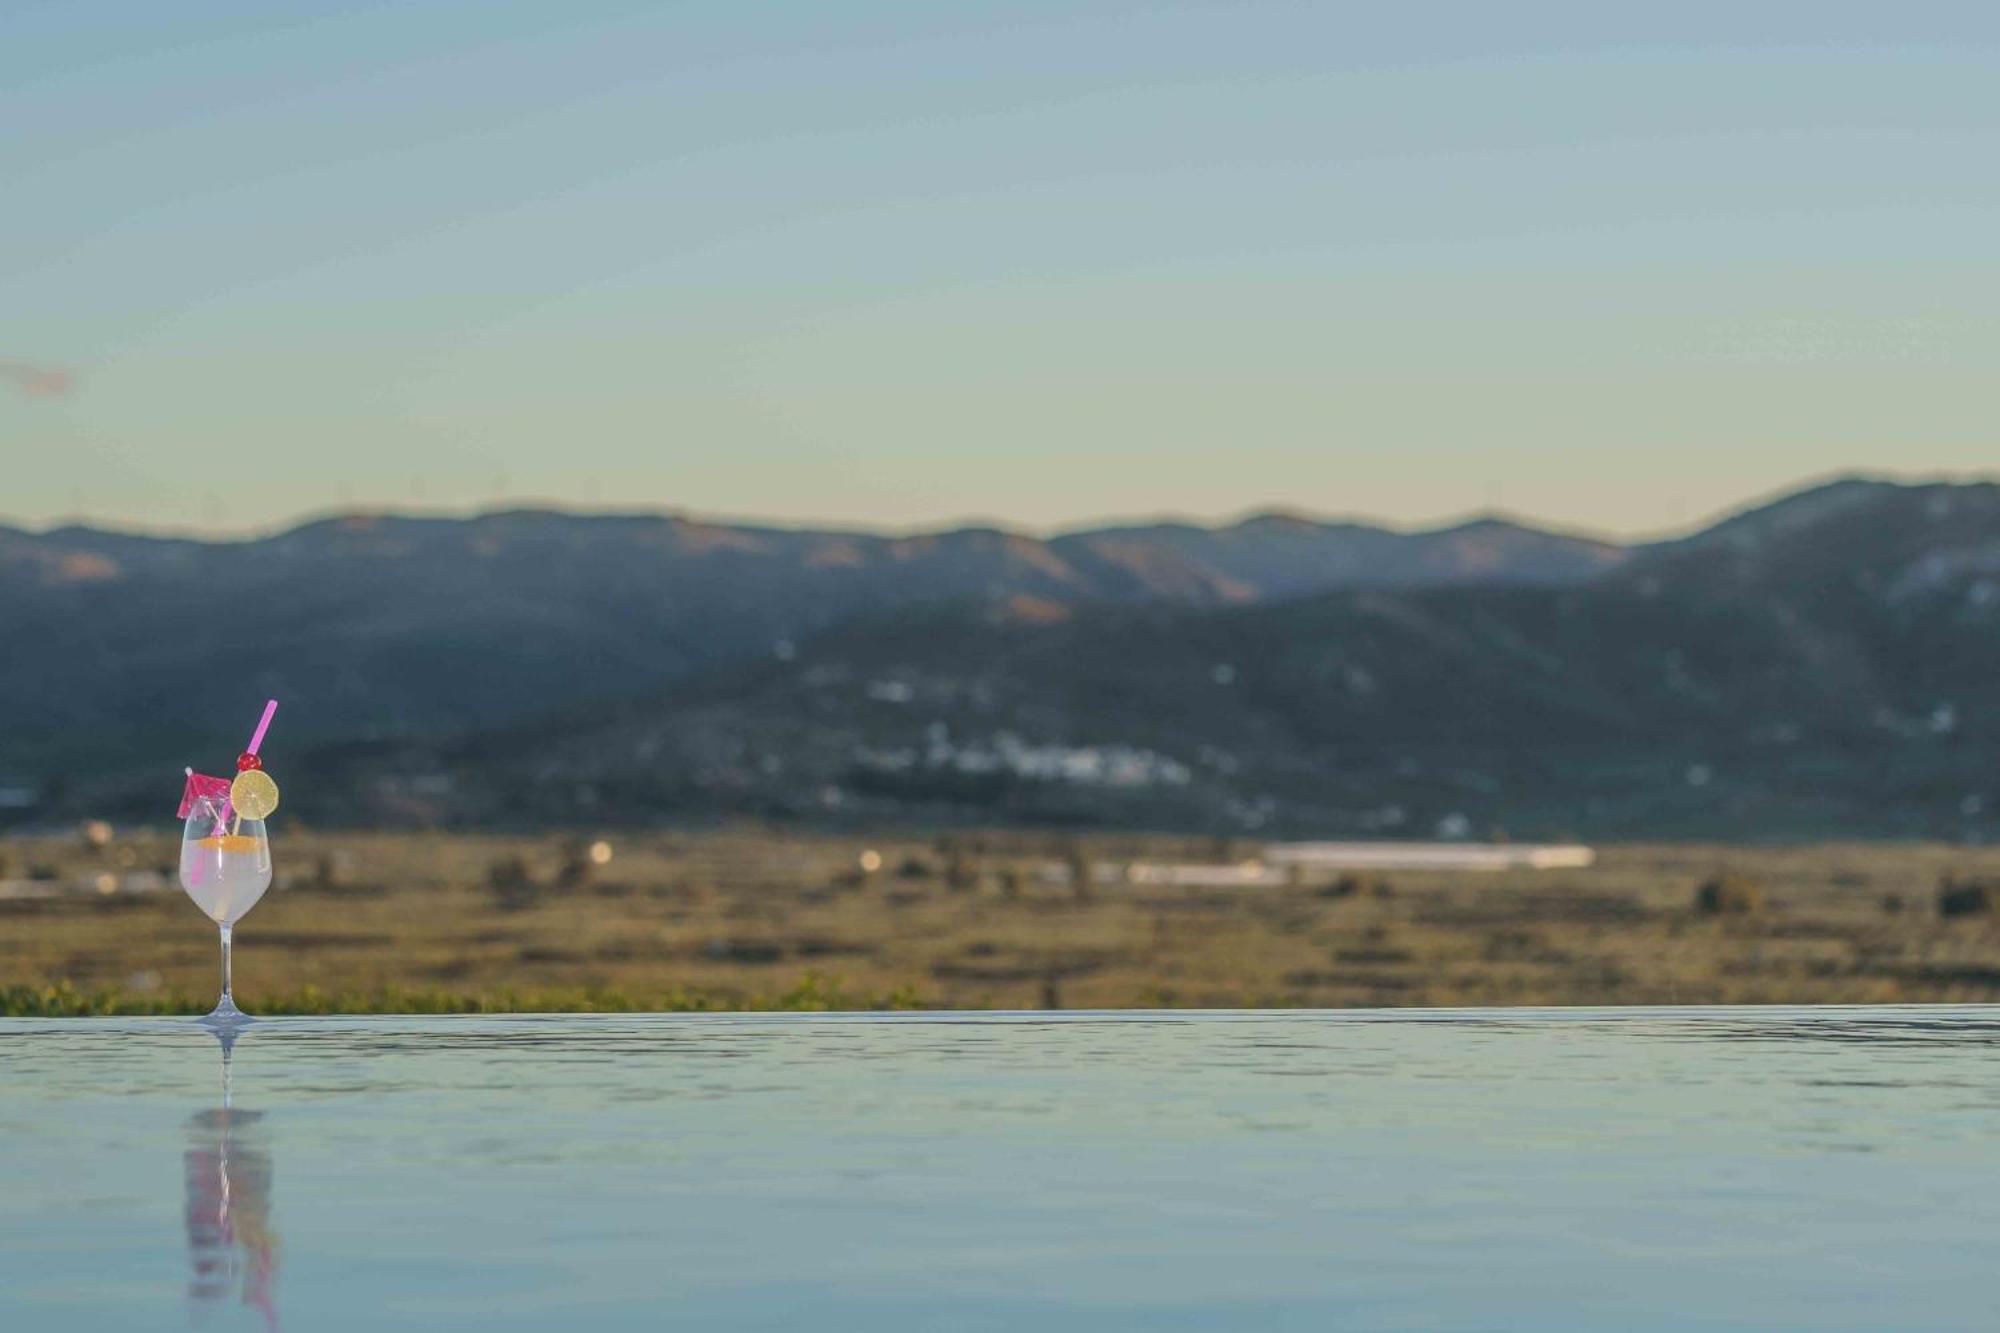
[178,830,272,925]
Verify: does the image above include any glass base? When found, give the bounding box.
[200,995,252,1028]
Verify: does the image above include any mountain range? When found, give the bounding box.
[4,476,1995,838]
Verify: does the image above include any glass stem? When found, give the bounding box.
[219,924,233,1003]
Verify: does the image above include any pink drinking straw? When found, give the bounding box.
[185,768,209,888]
[245,699,278,757]
[227,699,278,836]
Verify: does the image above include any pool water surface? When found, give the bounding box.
[4,1008,1999,1330]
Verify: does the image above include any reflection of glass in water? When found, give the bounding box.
[184,1028,280,1330]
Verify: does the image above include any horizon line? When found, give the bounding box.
[4,468,1995,550]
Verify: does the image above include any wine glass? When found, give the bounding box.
[179,794,272,1025]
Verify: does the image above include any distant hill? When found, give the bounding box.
[1047,511,1623,599]
[7,475,1997,838]
[0,504,1621,786]
[361,477,2000,839]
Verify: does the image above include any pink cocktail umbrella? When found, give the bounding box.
[178,770,234,821]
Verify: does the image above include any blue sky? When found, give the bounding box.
[4,2,1998,535]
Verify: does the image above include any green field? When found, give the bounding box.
[6,828,2000,1014]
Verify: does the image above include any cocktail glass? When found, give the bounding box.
[179,794,272,1025]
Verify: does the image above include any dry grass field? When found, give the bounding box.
[6,827,2000,1013]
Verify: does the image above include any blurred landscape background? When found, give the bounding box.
[9,473,2000,1016]
[5,5,1999,1011]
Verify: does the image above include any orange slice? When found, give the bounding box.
[196,835,263,854]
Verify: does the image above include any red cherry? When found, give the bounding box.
[236,751,263,772]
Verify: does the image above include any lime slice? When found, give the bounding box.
[229,768,280,820]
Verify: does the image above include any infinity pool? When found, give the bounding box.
[5,1008,1999,1330]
